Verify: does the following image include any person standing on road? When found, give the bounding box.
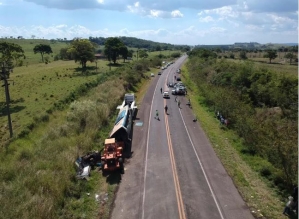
[164,105,168,114]
[178,100,181,108]
[160,87,162,94]
[155,110,160,120]
[175,96,177,102]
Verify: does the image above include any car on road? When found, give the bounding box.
[176,77,181,81]
[158,71,162,75]
[162,91,170,98]
[151,73,155,77]
[168,83,174,87]
[177,69,181,73]
[176,87,185,95]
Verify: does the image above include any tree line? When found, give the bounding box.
[187,48,298,191]
[89,36,190,52]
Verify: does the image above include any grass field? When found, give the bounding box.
[0,38,160,218]
[219,51,298,76]
[0,39,70,64]
[0,58,118,144]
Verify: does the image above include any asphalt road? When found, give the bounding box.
[110,55,255,219]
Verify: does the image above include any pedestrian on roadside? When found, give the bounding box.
[175,96,177,102]
[178,100,181,108]
[164,105,168,114]
[155,110,160,120]
[160,87,162,94]
[283,196,294,216]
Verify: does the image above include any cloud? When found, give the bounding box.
[127,2,183,18]
[198,16,214,22]
[23,0,236,11]
[198,6,239,18]
[171,10,183,18]
[244,0,298,13]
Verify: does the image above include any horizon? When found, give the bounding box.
[0,0,298,45]
[1,37,298,47]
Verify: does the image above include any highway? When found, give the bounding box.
[110,55,255,219]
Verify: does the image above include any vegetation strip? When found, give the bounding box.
[182,48,297,219]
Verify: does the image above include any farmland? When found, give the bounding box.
[0,38,297,219]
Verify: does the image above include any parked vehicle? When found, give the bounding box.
[101,93,137,176]
[101,138,124,175]
[168,83,174,87]
[163,91,170,98]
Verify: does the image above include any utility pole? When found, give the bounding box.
[1,63,13,138]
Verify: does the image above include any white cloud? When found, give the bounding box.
[127,2,147,15]
[200,6,239,18]
[199,16,214,22]
[171,10,183,18]
[245,24,264,31]
[127,2,183,19]
[150,10,163,17]
[210,27,226,33]
[243,1,248,10]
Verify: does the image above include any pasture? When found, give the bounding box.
[0,59,115,144]
[219,51,298,76]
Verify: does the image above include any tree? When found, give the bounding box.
[128,49,134,59]
[285,53,296,65]
[264,50,277,63]
[33,44,53,62]
[156,45,161,51]
[0,42,25,68]
[120,46,128,62]
[138,50,148,58]
[104,37,127,64]
[59,47,72,60]
[239,50,247,60]
[67,38,95,69]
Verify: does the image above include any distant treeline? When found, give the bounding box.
[89,36,190,51]
[195,43,298,52]
[187,48,298,191]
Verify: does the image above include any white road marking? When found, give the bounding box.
[141,73,161,219]
[178,108,225,219]
[142,56,188,219]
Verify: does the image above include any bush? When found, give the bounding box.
[54,54,60,61]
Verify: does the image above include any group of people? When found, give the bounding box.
[216,111,229,126]
[283,186,298,216]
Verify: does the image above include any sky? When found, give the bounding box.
[0,0,298,45]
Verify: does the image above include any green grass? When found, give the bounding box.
[0,59,118,144]
[0,38,70,64]
[181,64,288,219]
[0,74,128,218]
[222,57,298,76]
[0,50,157,218]
[218,51,298,76]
